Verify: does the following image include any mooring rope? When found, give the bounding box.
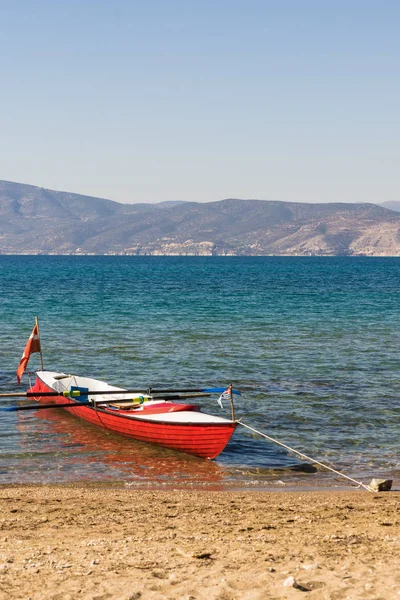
[236,420,373,492]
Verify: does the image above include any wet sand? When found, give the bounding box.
[0,485,399,599]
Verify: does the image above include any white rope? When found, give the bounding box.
[237,420,373,492]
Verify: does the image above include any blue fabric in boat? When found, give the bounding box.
[70,386,89,403]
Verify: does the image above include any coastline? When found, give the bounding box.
[0,485,399,599]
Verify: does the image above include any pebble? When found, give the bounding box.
[283,576,298,588]
[301,563,320,571]
[369,479,392,492]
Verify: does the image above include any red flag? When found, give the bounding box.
[16,324,41,385]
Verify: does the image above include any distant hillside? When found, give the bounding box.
[1,180,400,255]
[381,201,400,213]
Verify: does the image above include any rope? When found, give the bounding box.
[237,420,373,492]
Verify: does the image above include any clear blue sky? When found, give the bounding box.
[0,0,398,204]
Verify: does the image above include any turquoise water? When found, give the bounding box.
[0,256,399,490]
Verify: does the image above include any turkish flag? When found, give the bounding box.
[16,324,41,384]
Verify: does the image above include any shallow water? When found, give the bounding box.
[0,256,399,489]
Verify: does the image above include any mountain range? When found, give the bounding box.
[1,180,400,256]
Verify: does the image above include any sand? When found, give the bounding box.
[0,485,399,600]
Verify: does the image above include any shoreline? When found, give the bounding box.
[0,485,399,599]
[2,480,396,494]
[2,464,397,493]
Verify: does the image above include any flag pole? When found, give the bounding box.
[35,316,44,371]
[229,383,235,422]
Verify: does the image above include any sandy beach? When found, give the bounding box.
[0,486,398,600]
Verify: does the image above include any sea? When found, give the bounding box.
[0,255,399,491]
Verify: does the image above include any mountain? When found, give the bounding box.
[380,201,400,213]
[1,180,400,255]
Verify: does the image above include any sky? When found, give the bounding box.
[0,0,399,205]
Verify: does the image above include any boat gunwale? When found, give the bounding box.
[71,403,236,428]
[32,374,236,429]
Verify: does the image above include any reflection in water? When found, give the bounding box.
[14,406,228,488]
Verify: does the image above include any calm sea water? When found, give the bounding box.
[0,256,399,490]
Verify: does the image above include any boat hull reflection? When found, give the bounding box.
[31,407,227,487]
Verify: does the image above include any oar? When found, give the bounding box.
[0,387,241,399]
[0,392,212,412]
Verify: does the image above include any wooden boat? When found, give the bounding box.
[29,371,237,459]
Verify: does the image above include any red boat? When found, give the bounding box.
[29,371,237,459]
